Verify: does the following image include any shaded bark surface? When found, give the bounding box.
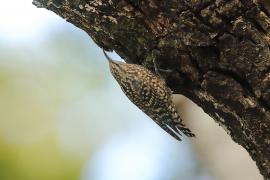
[33,0,270,178]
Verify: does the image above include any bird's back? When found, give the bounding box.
[117,63,195,140]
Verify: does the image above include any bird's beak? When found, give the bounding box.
[103,49,113,62]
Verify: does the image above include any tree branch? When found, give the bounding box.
[33,0,270,178]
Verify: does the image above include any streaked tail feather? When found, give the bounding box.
[165,124,182,141]
[176,124,195,137]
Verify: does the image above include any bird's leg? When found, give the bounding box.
[153,58,175,94]
[153,58,162,77]
[153,58,174,77]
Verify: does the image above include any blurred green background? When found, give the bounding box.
[0,1,262,180]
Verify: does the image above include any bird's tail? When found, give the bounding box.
[171,107,195,138]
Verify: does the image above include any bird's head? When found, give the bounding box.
[108,60,128,82]
[103,50,128,82]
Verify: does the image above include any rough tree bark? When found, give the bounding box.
[33,0,270,179]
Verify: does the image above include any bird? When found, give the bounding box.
[103,50,195,141]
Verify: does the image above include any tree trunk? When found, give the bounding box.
[33,0,270,179]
